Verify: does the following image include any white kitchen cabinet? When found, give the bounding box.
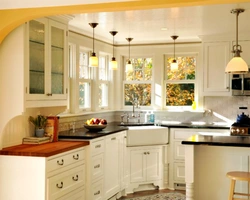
[168,128,230,190]
[25,17,69,108]
[85,131,127,200]
[202,41,231,96]
[0,146,86,200]
[127,145,163,193]
[104,131,126,199]
[85,138,105,200]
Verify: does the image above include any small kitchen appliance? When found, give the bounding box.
[230,107,250,135]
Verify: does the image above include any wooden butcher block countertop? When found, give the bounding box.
[0,141,89,157]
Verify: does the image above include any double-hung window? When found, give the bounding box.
[164,54,196,108]
[124,57,153,107]
[98,54,109,109]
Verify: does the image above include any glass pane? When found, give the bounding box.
[99,83,108,107]
[99,56,107,80]
[79,82,90,108]
[51,26,64,94]
[166,83,195,106]
[79,51,89,79]
[29,20,45,94]
[124,84,151,106]
[125,58,153,81]
[166,56,196,81]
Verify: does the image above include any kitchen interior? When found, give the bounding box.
[2,0,250,200]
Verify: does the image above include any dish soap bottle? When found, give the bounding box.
[150,111,155,123]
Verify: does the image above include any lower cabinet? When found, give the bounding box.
[0,146,86,200]
[85,131,127,200]
[169,128,230,190]
[127,145,164,193]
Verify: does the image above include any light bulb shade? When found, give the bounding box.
[170,60,178,71]
[110,59,118,70]
[225,56,248,74]
[89,53,98,67]
[126,60,133,72]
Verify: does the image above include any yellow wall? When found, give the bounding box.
[0,0,247,44]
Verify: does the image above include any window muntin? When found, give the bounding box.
[124,57,153,107]
[165,55,196,107]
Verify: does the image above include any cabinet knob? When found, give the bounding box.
[95,144,101,148]
[144,152,147,155]
[73,154,79,160]
[57,159,64,165]
[147,152,150,154]
[46,93,53,96]
[72,175,79,181]
[56,182,63,189]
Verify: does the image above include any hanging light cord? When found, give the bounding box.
[128,41,130,60]
[173,39,176,60]
[113,35,115,57]
[93,27,95,53]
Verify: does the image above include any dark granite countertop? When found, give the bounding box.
[59,122,128,140]
[161,123,230,129]
[182,134,250,147]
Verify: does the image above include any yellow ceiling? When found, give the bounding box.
[0,0,248,44]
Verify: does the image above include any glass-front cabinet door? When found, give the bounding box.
[26,18,68,107]
[29,19,46,95]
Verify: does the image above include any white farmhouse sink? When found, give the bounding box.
[126,126,169,146]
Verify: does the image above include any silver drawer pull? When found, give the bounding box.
[94,164,100,168]
[57,159,64,165]
[111,137,116,140]
[73,154,79,160]
[94,190,100,195]
[95,144,101,148]
[72,175,79,181]
[56,182,63,189]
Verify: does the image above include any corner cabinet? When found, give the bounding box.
[25,17,69,108]
[202,41,231,96]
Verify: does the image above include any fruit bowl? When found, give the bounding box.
[84,124,107,131]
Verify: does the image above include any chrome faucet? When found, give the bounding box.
[131,98,139,117]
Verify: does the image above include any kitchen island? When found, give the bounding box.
[182,135,250,200]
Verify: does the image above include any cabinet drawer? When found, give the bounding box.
[91,153,104,181]
[174,130,195,139]
[91,140,104,156]
[48,165,85,200]
[47,148,84,173]
[91,179,104,200]
[57,186,85,200]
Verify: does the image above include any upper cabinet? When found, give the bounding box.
[202,41,231,96]
[25,17,69,108]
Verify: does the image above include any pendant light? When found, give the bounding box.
[89,23,98,67]
[225,9,248,74]
[170,35,179,71]
[109,31,118,70]
[126,38,133,72]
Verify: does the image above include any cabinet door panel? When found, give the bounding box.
[104,134,120,199]
[130,149,146,183]
[146,148,162,181]
[173,162,185,182]
[203,41,231,96]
